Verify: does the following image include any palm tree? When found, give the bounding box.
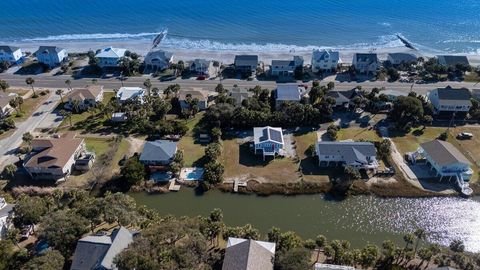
[60,110,72,126]
[315,234,327,263]
[71,99,81,113]
[413,228,427,254]
[65,79,72,91]
[151,87,160,97]
[25,77,36,96]
[143,78,152,96]
[0,80,9,93]
[55,89,65,103]
[9,99,19,114]
[403,233,415,251]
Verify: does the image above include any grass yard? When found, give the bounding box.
[337,127,382,142]
[9,94,49,122]
[85,137,111,156]
[177,113,207,166]
[221,139,300,183]
[390,127,446,154]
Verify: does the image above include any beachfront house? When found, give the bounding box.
[234,55,258,75]
[427,86,472,118]
[144,49,173,72]
[311,49,340,73]
[418,140,472,181]
[270,56,304,78]
[139,140,177,168]
[116,87,145,103]
[95,47,127,68]
[0,46,23,65]
[316,141,379,172]
[0,197,14,240]
[275,83,307,108]
[326,88,364,109]
[23,133,87,181]
[436,55,470,68]
[65,85,104,111]
[0,93,14,118]
[253,126,284,159]
[352,53,379,75]
[230,87,253,106]
[189,59,218,78]
[178,88,217,111]
[387,53,417,66]
[34,46,67,68]
[71,227,134,270]
[222,237,276,270]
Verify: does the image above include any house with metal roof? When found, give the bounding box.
[275,83,307,109]
[253,126,284,159]
[387,53,417,66]
[65,85,104,111]
[0,45,23,65]
[352,53,379,74]
[222,237,276,270]
[418,140,472,181]
[230,87,253,106]
[0,197,14,240]
[116,87,145,103]
[234,55,259,74]
[326,88,364,109]
[436,55,470,68]
[427,86,472,117]
[95,47,128,68]
[144,49,173,72]
[270,56,303,78]
[71,227,134,270]
[189,59,218,78]
[311,49,340,73]
[316,141,379,171]
[34,46,67,67]
[139,140,177,166]
[0,93,15,118]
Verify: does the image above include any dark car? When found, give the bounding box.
[160,75,177,82]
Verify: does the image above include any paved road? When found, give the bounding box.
[0,93,61,169]
[1,73,478,95]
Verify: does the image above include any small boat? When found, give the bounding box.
[152,29,168,48]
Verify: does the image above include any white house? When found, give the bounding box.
[65,85,104,111]
[253,126,284,159]
[0,93,14,118]
[35,46,67,67]
[0,197,14,240]
[437,55,470,68]
[23,133,86,180]
[316,141,379,171]
[189,59,218,78]
[0,46,23,65]
[116,87,145,103]
[418,140,473,181]
[95,47,127,68]
[352,53,379,74]
[387,53,417,66]
[270,56,304,78]
[311,49,340,73]
[427,86,472,117]
[144,50,173,71]
[275,83,307,108]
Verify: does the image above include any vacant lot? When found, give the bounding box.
[177,113,206,166]
[337,127,382,142]
[391,127,447,154]
[222,139,300,183]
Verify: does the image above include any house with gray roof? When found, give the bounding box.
[0,93,15,118]
[270,56,303,78]
[0,45,23,65]
[95,47,127,68]
[418,140,472,181]
[387,53,417,66]
[326,88,364,109]
[275,83,307,109]
[139,140,177,166]
[189,59,218,78]
[0,197,14,240]
[230,87,253,106]
[427,86,472,117]
[34,46,67,67]
[311,49,340,73]
[144,49,173,71]
[234,55,259,74]
[437,55,470,68]
[71,227,134,270]
[253,126,284,159]
[316,141,379,171]
[352,53,379,74]
[222,237,276,270]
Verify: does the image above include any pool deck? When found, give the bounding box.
[180,167,205,181]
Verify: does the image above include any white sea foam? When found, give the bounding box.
[22,32,159,41]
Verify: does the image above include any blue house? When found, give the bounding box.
[0,46,24,65]
[253,126,284,159]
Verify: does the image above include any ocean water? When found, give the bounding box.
[1,0,479,54]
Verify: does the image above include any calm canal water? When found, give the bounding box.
[131,190,480,252]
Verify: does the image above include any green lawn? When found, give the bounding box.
[85,137,112,156]
[337,127,382,142]
[390,127,446,154]
[177,113,207,167]
[9,94,48,122]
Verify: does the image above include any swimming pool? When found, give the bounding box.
[180,168,205,181]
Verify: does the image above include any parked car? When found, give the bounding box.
[20,224,35,240]
[457,132,473,140]
[160,75,177,82]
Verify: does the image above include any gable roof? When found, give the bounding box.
[25,135,84,169]
[436,86,471,101]
[96,47,127,58]
[354,53,378,63]
[421,140,470,166]
[191,58,213,68]
[388,53,417,63]
[34,46,64,55]
[234,55,258,67]
[0,93,14,108]
[116,87,145,101]
[327,88,363,103]
[253,126,284,145]
[139,140,177,162]
[145,50,173,64]
[67,85,104,101]
[276,83,303,101]
[222,237,275,270]
[0,45,20,53]
[312,49,340,61]
[178,88,214,102]
[71,227,134,270]
[317,141,377,165]
[437,55,469,66]
[230,87,252,105]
